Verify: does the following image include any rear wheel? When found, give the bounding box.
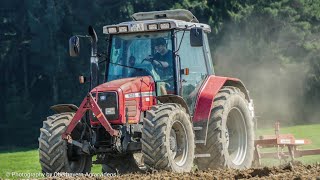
[195,87,254,170]
[39,112,92,173]
[141,103,195,173]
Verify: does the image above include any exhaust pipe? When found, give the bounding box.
[88,26,99,89]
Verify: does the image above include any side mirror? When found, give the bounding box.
[190,27,203,47]
[69,36,80,57]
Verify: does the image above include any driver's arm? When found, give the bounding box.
[146,55,169,68]
[152,60,169,67]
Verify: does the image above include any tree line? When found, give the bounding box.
[0,0,319,147]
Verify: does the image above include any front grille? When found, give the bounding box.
[125,100,137,117]
[91,92,119,121]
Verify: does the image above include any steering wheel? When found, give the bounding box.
[142,57,164,68]
[142,56,165,74]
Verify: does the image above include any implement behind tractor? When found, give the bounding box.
[39,9,256,174]
[254,122,320,166]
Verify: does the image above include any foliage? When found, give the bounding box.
[0,0,319,147]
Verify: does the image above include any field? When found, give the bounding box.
[0,123,320,179]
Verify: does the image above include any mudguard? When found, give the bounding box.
[157,95,190,114]
[192,75,250,122]
[50,104,78,114]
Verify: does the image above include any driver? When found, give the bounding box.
[146,38,175,94]
[127,55,136,75]
[148,38,173,70]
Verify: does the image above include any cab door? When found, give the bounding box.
[176,31,209,113]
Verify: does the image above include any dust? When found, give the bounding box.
[212,23,314,127]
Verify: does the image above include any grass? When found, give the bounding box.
[0,150,102,179]
[0,123,320,179]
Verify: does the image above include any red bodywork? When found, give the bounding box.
[91,76,156,124]
[62,75,248,138]
[62,76,156,139]
[193,75,249,122]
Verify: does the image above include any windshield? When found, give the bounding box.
[107,31,174,83]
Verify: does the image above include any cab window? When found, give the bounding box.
[176,31,208,113]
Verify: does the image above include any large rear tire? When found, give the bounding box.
[39,112,92,173]
[195,86,254,170]
[141,103,195,173]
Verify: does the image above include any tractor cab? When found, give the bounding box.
[101,9,214,110]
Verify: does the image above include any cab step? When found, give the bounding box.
[193,127,203,131]
[195,140,206,144]
[195,154,211,158]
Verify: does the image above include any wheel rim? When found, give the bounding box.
[169,120,188,166]
[226,107,247,166]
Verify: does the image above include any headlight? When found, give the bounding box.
[118,26,128,33]
[105,107,116,115]
[100,95,106,101]
[148,24,158,30]
[160,23,170,29]
[107,27,117,33]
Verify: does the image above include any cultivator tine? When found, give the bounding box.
[254,122,320,165]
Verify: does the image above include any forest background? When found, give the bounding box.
[1,0,319,148]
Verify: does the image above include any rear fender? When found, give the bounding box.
[192,75,250,122]
[50,104,78,114]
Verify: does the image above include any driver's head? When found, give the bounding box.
[129,56,135,66]
[154,38,167,54]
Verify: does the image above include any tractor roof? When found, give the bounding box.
[132,9,199,23]
[103,9,211,34]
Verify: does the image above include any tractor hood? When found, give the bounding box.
[90,76,155,95]
[90,76,156,125]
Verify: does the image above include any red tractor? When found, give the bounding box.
[39,9,255,174]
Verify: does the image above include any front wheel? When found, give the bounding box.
[38,112,92,173]
[141,103,195,173]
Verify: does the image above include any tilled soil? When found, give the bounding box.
[50,163,320,180]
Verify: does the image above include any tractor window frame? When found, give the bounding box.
[175,30,209,114]
[105,31,178,94]
[203,33,215,75]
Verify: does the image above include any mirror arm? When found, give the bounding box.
[174,28,186,53]
[88,26,99,89]
[88,26,98,57]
